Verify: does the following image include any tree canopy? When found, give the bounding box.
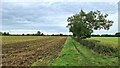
[36,31,41,36]
[67,10,113,39]
[115,32,120,37]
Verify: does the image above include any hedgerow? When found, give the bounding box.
[73,37,118,57]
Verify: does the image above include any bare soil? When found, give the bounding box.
[2,37,67,66]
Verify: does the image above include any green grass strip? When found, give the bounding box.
[50,37,118,66]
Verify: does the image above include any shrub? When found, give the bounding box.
[74,38,118,57]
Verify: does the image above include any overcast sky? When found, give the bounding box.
[1,0,119,35]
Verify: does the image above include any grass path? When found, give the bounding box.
[50,37,118,66]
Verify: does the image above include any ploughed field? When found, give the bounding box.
[2,36,67,66]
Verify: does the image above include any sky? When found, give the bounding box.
[1,0,119,35]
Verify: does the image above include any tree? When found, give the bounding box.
[32,34,35,36]
[3,32,7,35]
[36,31,41,36]
[6,32,9,35]
[2,32,10,35]
[22,34,24,36]
[115,32,120,37]
[51,34,54,36]
[27,34,30,36]
[60,33,63,36]
[40,33,44,36]
[0,32,2,36]
[67,10,113,39]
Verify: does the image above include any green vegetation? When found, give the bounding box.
[2,36,118,66]
[51,37,118,66]
[115,32,120,37]
[89,37,118,43]
[89,37,118,47]
[79,38,118,57]
[67,10,113,39]
[0,32,2,36]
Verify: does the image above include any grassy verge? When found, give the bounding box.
[89,37,118,47]
[50,37,118,66]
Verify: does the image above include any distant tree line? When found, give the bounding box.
[0,32,10,36]
[115,32,120,37]
[0,31,71,36]
[51,34,70,36]
[0,31,44,36]
[0,31,120,37]
[23,31,44,36]
[91,32,120,37]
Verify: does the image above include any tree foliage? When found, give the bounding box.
[2,32,10,36]
[0,32,2,36]
[115,32,120,37]
[36,31,41,36]
[67,10,113,39]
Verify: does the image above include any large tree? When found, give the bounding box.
[67,10,113,39]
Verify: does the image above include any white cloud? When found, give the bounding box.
[2,2,118,34]
[2,0,120,3]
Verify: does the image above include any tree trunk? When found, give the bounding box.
[76,36,81,41]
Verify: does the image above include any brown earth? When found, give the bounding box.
[2,37,67,66]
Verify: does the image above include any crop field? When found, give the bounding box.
[89,37,118,47]
[2,36,67,66]
[2,36,53,45]
[2,1,119,67]
[1,36,118,66]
